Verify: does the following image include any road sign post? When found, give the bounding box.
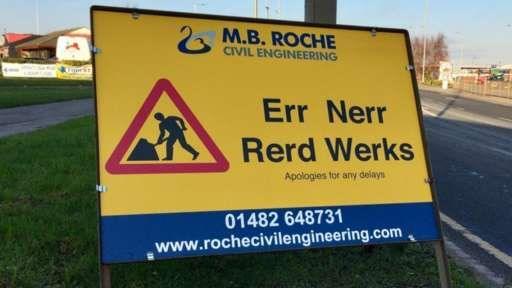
[434,240,452,288]
[100,265,111,288]
[92,6,450,286]
[405,38,453,288]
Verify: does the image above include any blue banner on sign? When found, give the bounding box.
[101,202,440,264]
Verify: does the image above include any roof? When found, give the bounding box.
[16,27,89,50]
[4,33,34,44]
[1,34,41,49]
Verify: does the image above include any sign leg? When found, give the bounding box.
[433,240,451,288]
[101,265,112,288]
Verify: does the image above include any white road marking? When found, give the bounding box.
[422,105,512,129]
[444,239,505,286]
[422,108,512,158]
[422,108,438,117]
[440,212,512,268]
[421,102,512,271]
[421,103,439,111]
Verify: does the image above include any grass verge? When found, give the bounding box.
[0,117,483,287]
[0,77,92,108]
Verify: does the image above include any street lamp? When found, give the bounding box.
[455,32,464,70]
[421,0,429,83]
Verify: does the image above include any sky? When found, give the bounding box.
[1,0,511,66]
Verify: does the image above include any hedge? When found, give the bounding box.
[1,57,55,64]
[1,58,92,66]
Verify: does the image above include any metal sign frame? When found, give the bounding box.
[90,5,451,287]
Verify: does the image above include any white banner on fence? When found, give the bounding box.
[1,62,56,78]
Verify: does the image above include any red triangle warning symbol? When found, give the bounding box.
[105,78,229,174]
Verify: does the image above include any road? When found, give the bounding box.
[0,99,93,138]
[420,89,512,284]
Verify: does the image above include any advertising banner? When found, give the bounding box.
[56,63,93,80]
[1,62,56,78]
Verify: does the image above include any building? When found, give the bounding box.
[0,33,39,58]
[14,27,90,59]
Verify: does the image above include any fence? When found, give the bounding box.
[452,77,512,99]
[1,61,92,80]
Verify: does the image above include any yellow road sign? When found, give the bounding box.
[92,6,441,264]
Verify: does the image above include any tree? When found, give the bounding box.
[411,33,449,81]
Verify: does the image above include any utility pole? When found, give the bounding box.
[35,0,40,34]
[305,0,336,24]
[421,0,429,83]
[254,0,258,18]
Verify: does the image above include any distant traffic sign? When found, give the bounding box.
[92,6,442,265]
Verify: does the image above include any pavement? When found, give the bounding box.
[421,89,512,285]
[0,90,511,285]
[0,99,93,138]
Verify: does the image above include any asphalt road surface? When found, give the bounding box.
[421,89,512,283]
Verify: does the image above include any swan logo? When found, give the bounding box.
[177,26,216,54]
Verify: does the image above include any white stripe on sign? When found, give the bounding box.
[440,212,512,268]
